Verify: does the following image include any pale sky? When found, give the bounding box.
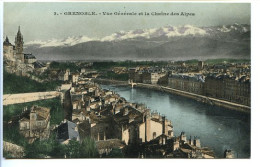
[4,2,250,43]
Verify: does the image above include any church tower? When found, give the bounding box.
[3,36,15,60]
[15,26,24,62]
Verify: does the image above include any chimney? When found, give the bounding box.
[180,131,186,142]
[145,115,147,143]
[162,116,166,135]
[189,136,193,145]
[121,124,124,136]
[193,136,201,148]
[104,131,106,141]
[97,132,100,141]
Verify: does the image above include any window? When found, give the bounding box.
[153,132,156,139]
[163,138,166,145]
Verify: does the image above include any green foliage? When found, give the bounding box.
[25,139,52,158]
[43,80,63,91]
[62,138,99,158]
[174,58,250,65]
[175,59,199,65]
[4,128,99,159]
[105,71,129,81]
[24,133,58,158]
[24,137,98,158]
[79,138,99,158]
[3,150,14,159]
[50,61,79,72]
[47,98,64,125]
[205,58,250,64]
[104,148,124,158]
[3,124,28,147]
[4,70,46,94]
[65,139,81,158]
[3,96,64,157]
[123,143,142,158]
[3,98,64,125]
[49,141,67,158]
[3,103,24,122]
[92,61,168,71]
[3,98,64,152]
[3,70,62,94]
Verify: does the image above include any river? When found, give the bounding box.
[101,85,250,158]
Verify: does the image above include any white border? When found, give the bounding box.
[1,1,260,167]
[1,0,4,166]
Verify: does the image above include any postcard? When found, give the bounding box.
[1,1,252,163]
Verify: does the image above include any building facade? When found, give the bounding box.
[168,73,250,106]
[24,53,37,64]
[19,106,51,142]
[3,36,15,61]
[204,75,250,106]
[168,74,205,95]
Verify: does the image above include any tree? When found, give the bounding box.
[79,138,99,158]
[105,148,124,158]
[24,139,52,158]
[50,141,67,158]
[65,139,81,158]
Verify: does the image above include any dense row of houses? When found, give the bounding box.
[129,62,251,106]
[69,81,174,146]
[15,79,180,157]
[129,67,167,85]
[168,73,250,106]
[63,72,215,158]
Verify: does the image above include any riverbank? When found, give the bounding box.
[93,78,250,113]
[93,78,129,85]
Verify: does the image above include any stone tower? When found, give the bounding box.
[29,106,37,137]
[198,61,204,70]
[4,36,11,45]
[15,26,24,62]
[3,36,15,60]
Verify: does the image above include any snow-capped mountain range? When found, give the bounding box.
[26,36,96,48]
[25,24,250,48]
[24,24,250,61]
[216,23,249,33]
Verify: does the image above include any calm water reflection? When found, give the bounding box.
[101,85,250,158]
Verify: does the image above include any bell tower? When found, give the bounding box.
[15,26,24,62]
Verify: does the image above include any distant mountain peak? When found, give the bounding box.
[217,23,250,33]
[25,24,250,48]
[100,24,209,42]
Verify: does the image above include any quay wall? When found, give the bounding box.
[136,83,250,114]
[94,78,250,113]
[3,91,61,106]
